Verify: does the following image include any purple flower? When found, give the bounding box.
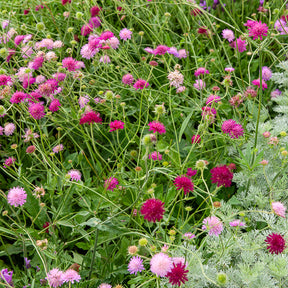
[24,257,31,269]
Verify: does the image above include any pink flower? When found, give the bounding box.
[202,216,223,236]
[62,269,81,284]
[154,45,170,55]
[109,120,124,132]
[133,79,149,90]
[206,94,221,105]
[122,73,134,85]
[222,29,235,42]
[177,49,188,59]
[53,144,64,153]
[229,219,245,227]
[263,131,271,138]
[78,95,90,108]
[221,119,244,139]
[168,70,184,88]
[148,121,166,134]
[10,91,26,104]
[272,202,286,218]
[210,165,233,187]
[4,123,15,136]
[193,79,205,90]
[0,74,11,86]
[150,253,172,277]
[99,55,111,64]
[98,284,112,288]
[191,134,201,144]
[252,78,268,90]
[262,66,272,81]
[3,157,16,168]
[29,103,45,120]
[119,28,132,40]
[62,57,78,71]
[46,268,64,288]
[81,24,93,36]
[248,20,268,40]
[90,6,101,17]
[128,256,145,275]
[174,175,194,195]
[80,44,97,59]
[148,151,163,161]
[89,17,101,28]
[140,198,165,222]
[230,38,247,53]
[7,186,27,207]
[225,67,235,72]
[186,168,197,177]
[104,177,119,191]
[49,99,61,112]
[166,262,189,287]
[31,56,44,70]
[194,67,209,77]
[80,111,102,125]
[265,233,286,255]
[68,170,82,182]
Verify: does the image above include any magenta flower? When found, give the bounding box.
[229,219,245,227]
[52,144,64,153]
[104,177,119,191]
[202,216,223,236]
[49,99,61,112]
[109,120,124,132]
[252,78,268,90]
[119,28,132,40]
[7,186,27,207]
[210,165,233,187]
[0,269,13,286]
[148,151,163,161]
[194,67,209,77]
[150,253,172,277]
[174,175,194,195]
[46,268,64,288]
[133,79,149,90]
[140,198,165,222]
[0,74,11,86]
[80,111,102,125]
[128,256,145,275]
[230,38,247,53]
[191,134,201,144]
[62,57,78,71]
[148,121,166,134]
[122,73,134,85]
[206,95,221,105]
[248,20,268,40]
[10,91,26,103]
[221,119,244,139]
[3,157,16,168]
[262,66,272,81]
[154,45,170,55]
[186,168,197,177]
[29,103,45,120]
[166,262,189,287]
[265,233,286,254]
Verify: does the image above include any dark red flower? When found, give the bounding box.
[90,6,101,17]
[62,0,71,5]
[43,222,50,233]
[265,233,286,254]
[166,262,189,287]
[191,134,201,144]
[140,199,165,222]
[210,165,233,187]
[174,176,194,195]
[79,111,102,125]
[24,9,30,15]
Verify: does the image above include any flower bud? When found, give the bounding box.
[280,131,287,137]
[76,12,83,19]
[67,27,74,33]
[217,272,228,286]
[139,238,148,246]
[36,22,45,31]
[128,245,138,255]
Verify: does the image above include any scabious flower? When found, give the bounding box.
[166,262,189,287]
[252,78,268,90]
[206,94,221,105]
[89,17,101,28]
[133,79,149,90]
[150,253,172,277]
[148,151,162,161]
[28,103,45,119]
[202,216,223,236]
[210,165,233,187]
[37,79,58,97]
[225,67,235,72]
[248,20,268,40]
[194,67,209,77]
[128,256,145,275]
[222,29,235,42]
[176,86,186,93]
[272,202,286,218]
[262,66,272,81]
[99,55,111,64]
[104,177,119,191]
[194,79,205,90]
[109,120,124,132]
[4,123,16,136]
[221,119,244,139]
[265,233,286,254]
[10,91,26,103]
[0,74,11,86]
[187,168,197,177]
[119,28,132,40]
[7,186,27,207]
[140,198,165,222]
[68,170,82,182]
[62,57,78,71]
[80,111,102,125]
[52,144,64,153]
[271,89,282,98]
[167,70,184,88]
[26,145,36,153]
[81,24,93,36]
[90,6,101,16]
[174,175,194,195]
[62,269,81,284]
[78,95,90,108]
[122,73,134,85]
[148,121,166,134]
[3,157,16,168]
[49,99,61,112]
[183,232,195,240]
[0,268,13,286]
[80,44,97,59]
[154,45,170,55]
[230,38,247,53]
[177,49,188,59]
[229,220,245,227]
[191,134,201,144]
[98,284,112,288]
[46,268,64,288]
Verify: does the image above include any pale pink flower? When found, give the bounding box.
[150,253,173,277]
[7,186,27,207]
[272,202,286,218]
[202,216,223,236]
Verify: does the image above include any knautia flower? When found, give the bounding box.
[210,165,233,187]
[166,262,189,287]
[133,79,149,90]
[104,177,119,191]
[183,232,195,240]
[154,45,170,55]
[140,198,165,222]
[62,269,81,284]
[265,233,286,254]
[46,268,64,288]
[7,186,27,207]
[248,20,268,40]
[177,49,188,59]
[174,175,194,195]
[78,95,90,108]
[52,144,64,153]
[28,103,45,120]
[230,38,247,53]
[80,44,97,59]
[109,120,124,132]
[150,253,172,277]
[3,157,16,168]
[128,256,145,275]
[49,99,61,112]
[122,73,134,85]
[272,202,286,218]
[191,134,201,144]
[225,67,235,72]
[168,70,184,88]
[194,67,209,77]
[206,94,221,105]
[271,89,282,98]
[80,111,102,125]
[252,78,268,90]
[98,284,112,288]
[68,170,82,182]
[176,86,186,93]
[99,55,111,64]
[148,121,166,134]
[119,28,132,40]
[229,219,245,227]
[186,168,197,177]
[202,216,223,236]
[62,57,78,71]
[221,119,244,139]
[262,66,272,81]
[194,79,205,90]
[4,123,15,136]
[10,91,26,103]
[148,151,162,161]
[222,29,235,42]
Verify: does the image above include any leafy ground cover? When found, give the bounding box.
[1,0,288,287]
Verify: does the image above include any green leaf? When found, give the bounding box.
[178,112,193,141]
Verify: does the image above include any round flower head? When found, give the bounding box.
[49,99,61,112]
[167,70,184,88]
[128,256,145,275]
[194,67,209,77]
[119,28,132,40]
[29,103,45,120]
[150,253,172,277]
[206,95,221,105]
[229,219,245,227]
[80,111,102,125]
[262,66,272,81]
[225,67,235,72]
[62,269,81,284]
[166,262,189,287]
[10,91,26,104]
[98,284,112,288]
[222,29,235,42]
[221,120,244,139]
[53,144,64,153]
[177,49,188,59]
[46,268,64,288]
[62,57,78,71]
[81,44,97,59]
[7,186,27,207]
[133,79,149,90]
[148,151,162,161]
[154,45,169,55]
[265,233,286,254]
[109,120,124,132]
[174,175,194,195]
[191,134,201,144]
[99,55,111,64]
[194,79,205,90]
[122,73,134,85]
[148,121,166,134]
[210,165,233,187]
[248,20,268,40]
[4,123,16,136]
[202,216,223,236]
[68,170,82,182]
[230,38,247,53]
[272,202,286,218]
[140,198,165,222]
[104,177,119,191]
[0,74,12,86]
[252,78,268,90]
[271,89,282,98]
[3,157,16,168]
[186,168,197,177]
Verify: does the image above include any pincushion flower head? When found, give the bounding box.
[262,66,272,81]
[128,256,145,275]
[109,120,124,132]
[80,111,102,125]
[122,73,134,85]
[202,216,223,236]
[272,202,286,218]
[194,79,205,90]
[104,177,119,191]
[174,175,194,195]
[154,45,170,55]
[252,78,268,90]
[221,119,244,139]
[248,20,268,40]
[166,262,189,287]
[150,253,172,277]
[230,38,247,53]
[29,103,45,120]
[222,29,235,42]
[194,67,209,77]
[119,28,132,40]
[52,144,64,153]
[148,121,166,134]
[206,94,221,105]
[191,134,201,144]
[210,165,233,187]
[140,198,165,222]
[68,170,82,182]
[7,186,27,207]
[133,79,149,90]
[229,219,245,227]
[149,151,162,161]
[62,269,81,284]
[265,233,286,254]
[168,70,184,88]
[46,268,64,288]
[62,57,78,71]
